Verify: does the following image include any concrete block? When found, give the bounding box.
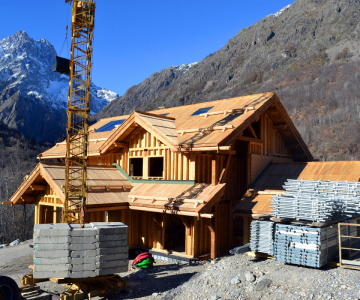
[33,224,71,237]
[96,253,128,262]
[33,236,71,244]
[71,250,97,258]
[70,236,97,243]
[33,243,70,251]
[96,234,127,242]
[34,257,71,265]
[71,263,96,272]
[95,266,128,276]
[96,259,128,269]
[95,240,127,248]
[34,250,69,258]
[70,271,96,278]
[70,228,96,237]
[33,270,71,279]
[71,257,97,265]
[97,246,129,255]
[91,222,128,235]
[34,264,72,272]
[69,243,96,251]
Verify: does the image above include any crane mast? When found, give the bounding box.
[63,0,95,226]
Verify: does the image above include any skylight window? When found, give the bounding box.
[97,119,125,132]
[160,113,169,116]
[191,107,213,116]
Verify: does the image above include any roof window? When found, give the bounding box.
[97,119,125,132]
[191,106,213,116]
[160,113,169,116]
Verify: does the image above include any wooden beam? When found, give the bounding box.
[206,219,217,259]
[286,144,300,149]
[128,205,214,218]
[86,206,128,212]
[211,153,217,186]
[177,125,234,136]
[247,124,258,139]
[179,215,190,228]
[172,146,233,153]
[273,123,288,130]
[237,136,263,144]
[149,212,162,229]
[113,142,127,148]
[218,153,232,184]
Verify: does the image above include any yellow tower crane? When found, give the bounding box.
[55,0,96,226]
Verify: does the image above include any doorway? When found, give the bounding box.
[165,215,186,253]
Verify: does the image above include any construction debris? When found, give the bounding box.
[33,222,129,279]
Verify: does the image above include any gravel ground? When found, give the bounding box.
[3,241,360,300]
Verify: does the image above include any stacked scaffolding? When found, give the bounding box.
[250,221,274,255]
[271,180,360,222]
[274,224,358,268]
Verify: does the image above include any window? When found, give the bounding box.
[160,113,169,116]
[191,106,213,116]
[130,158,143,177]
[97,119,125,132]
[149,157,164,177]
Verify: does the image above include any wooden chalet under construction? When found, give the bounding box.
[8,92,315,260]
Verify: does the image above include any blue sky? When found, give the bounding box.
[0,0,292,96]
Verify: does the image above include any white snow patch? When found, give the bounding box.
[96,88,119,102]
[28,91,43,100]
[174,62,198,73]
[268,4,291,18]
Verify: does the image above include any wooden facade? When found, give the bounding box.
[9,92,313,260]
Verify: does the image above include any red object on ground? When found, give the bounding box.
[131,252,155,266]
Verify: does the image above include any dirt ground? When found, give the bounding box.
[0,240,205,299]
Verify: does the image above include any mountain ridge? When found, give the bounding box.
[0,30,118,143]
[93,0,360,161]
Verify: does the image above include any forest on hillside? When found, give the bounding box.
[0,122,49,244]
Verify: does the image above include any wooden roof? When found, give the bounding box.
[9,163,132,206]
[233,161,360,216]
[9,163,226,215]
[39,92,312,161]
[129,182,226,214]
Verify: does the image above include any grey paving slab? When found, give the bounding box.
[71,264,96,271]
[69,243,96,251]
[95,240,127,248]
[70,236,97,243]
[96,246,129,255]
[33,224,71,237]
[70,271,96,278]
[95,234,127,242]
[34,264,72,272]
[33,236,71,244]
[71,250,97,258]
[96,253,128,262]
[33,243,70,251]
[33,271,71,279]
[34,250,70,258]
[96,259,128,269]
[34,257,72,265]
[71,257,97,265]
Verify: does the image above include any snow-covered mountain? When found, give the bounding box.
[0,30,118,143]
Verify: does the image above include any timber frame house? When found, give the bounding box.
[8,92,313,260]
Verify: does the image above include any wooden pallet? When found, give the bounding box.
[20,268,129,300]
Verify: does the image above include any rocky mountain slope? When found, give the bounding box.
[94,0,360,161]
[0,31,118,143]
